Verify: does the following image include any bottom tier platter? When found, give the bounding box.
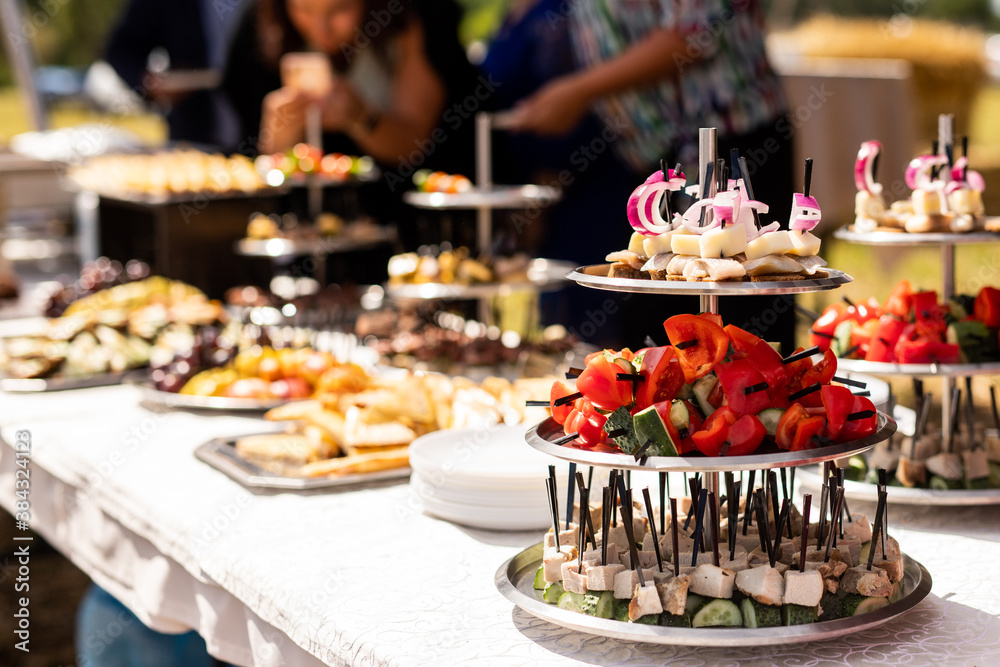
[796,465,1000,506]
[495,543,930,647]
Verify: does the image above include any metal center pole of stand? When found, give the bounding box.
[941,242,957,448]
[306,105,323,221]
[696,127,720,548]
[475,113,493,324]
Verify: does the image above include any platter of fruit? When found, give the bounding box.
[496,465,930,645]
[808,280,1000,375]
[525,314,894,472]
[403,171,560,209]
[0,275,226,391]
[385,247,574,299]
[137,343,371,412]
[253,144,379,186]
[581,157,851,293]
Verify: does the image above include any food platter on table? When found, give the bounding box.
[385,258,576,300]
[795,465,1000,506]
[403,185,561,210]
[195,434,411,491]
[833,226,1000,246]
[566,265,852,296]
[495,543,931,646]
[524,414,896,473]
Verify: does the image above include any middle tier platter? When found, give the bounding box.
[525,413,896,473]
[836,357,1000,377]
[567,265,852,296]
[833,226,1000,246]
[385,258,576,300]
[403,185,561,210]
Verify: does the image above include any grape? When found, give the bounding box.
[159,373,183,393]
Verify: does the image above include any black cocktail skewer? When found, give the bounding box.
[642,488,664,572]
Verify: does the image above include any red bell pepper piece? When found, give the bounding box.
[791,415,827,451]
[850,319,879,358]
[663,314,730,383]
[775,403,810,450]
[912,291,947,337]
[820,385,855,439]
[724,324,763,356]
[726,414,767,456]
[634,347,685,410]
[714,359,772,416]
[865,315,907,363]
[894,326,960,364]
[809,304,847,351]
[839,395,879,441]
[549,381,576,425]
[883,280,913,318]
[700,312,725,328]
[576,354,634,411]
[564,399,607,446]
[847,301,879,326]
[747,340,788,393]
[975,286,1000,328]
[799,348,837,389]
[783,347,814,392]
[691,405,738,457]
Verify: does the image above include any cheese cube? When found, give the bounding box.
[912,189,942,215]
[745,230,794,261]
[644,229,688,257]
[699,224,747,258]
[671,233,702,256]
[786,231,821,256]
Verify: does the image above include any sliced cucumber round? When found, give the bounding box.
[533,566,545,590]
[741,597,781,628]
[782,603,817,626]
[582,591,615,619]
[852,596,890,616]
[692,599,743,628]
[659,612,692,627]
[543,582,565,604]
[684,593,707,616]
[557,591,588,614]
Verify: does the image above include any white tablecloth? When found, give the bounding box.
[2,384,1000,666]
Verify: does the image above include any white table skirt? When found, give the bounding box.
[2,384,1000,666]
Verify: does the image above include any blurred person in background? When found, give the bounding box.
[104,0,242,146]
[221,0,476,174]
[495,0,796,350]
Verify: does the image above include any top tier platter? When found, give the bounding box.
[833,225,1000,246]
[567,265,852,296]
[403,185,561,210]
[524,412,895,473]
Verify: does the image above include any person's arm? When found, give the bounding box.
[509,27,694,135]
[334,21,446,164]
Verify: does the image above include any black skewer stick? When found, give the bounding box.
[992,385,1000,433]
[601,487,611,565]
[659,160,671,218]
[575,470,598,550]
[852,391,872,398]
[617,373,644,382]
[842,296,856,308]
[836,468,850,531]
[741,470,756,535]
[644,335,659,348]
[588,466,594,492]
[931,141,940,179]
[684,476,700,531]
[690,489,708,567]
[553,392,583,407]
[872,150,880,183]
[737,156,762,230]
[625,470,632,491]
[717,158,727,194]
[824,487,845,563]
[794,303,822,321]
[545,478,560,550]
[945,143,954,170]
[620,489,646,587]
[633,440,654,461]
[876,469,888,560]
[607,428,629,438]
[841,344,861,358]
[642,488,664,572]
[609,470,619,527]
[744,382,769,395]
[799,493,812,572]
[948,386,962,452]
[780,468,789,500]
[658,472,667,535]
[698,162,715,227]
[725,472,735,558]
[783,346,820,364]
[790,468,796,498]
[552,432,579,446]
[565,462,577,530]
[577,486,589,573]
[709,491,721,567]
[833,376,867,389]
[847,409,876,421]
[767,471,780,529]
[866,488,888,571]
[803,158,814,197]
[730,148,741,179]
[788,383,822,401]
[754,490,773,563]
[965,376,976,451]
[525,400,550,407]
[675,339,698,350]
[815,480,829,551]
[730,480,741,561]
[772,499,791,568]
[670,497,680,576]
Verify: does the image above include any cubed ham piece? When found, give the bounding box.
[585,563,625,591]
[783,569,824,607]
[560,560,588,594]
[840,565,892,597]
[542,545,577,583]
[613,568,657,599]
[688,563,736,599]
[657,575,691,616]
[629,583,664,621]
[842,515,872,544]
[735,564,785,606]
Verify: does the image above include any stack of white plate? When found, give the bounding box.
[409,425,570,531]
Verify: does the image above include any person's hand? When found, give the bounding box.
[260,87,311,152]
[318,79,368,133]
[508,76,592,136]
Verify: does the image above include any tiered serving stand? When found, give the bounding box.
[496,128,932,646]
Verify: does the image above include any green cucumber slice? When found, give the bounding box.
[604,406,641,454]
[782,603,817,625]
[692,599,742,628]
[633,404,679,456]
[582,591,615,619]
[557,591,588,613]
[659,612,692,627]
[685,593,707,616]
[740,597,782,628]
[756,408,786,437]
[533,567,545,590]
[543,582,565,604]
[853,596,890,616]
[692,375,718,419]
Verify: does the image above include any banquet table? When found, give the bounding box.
[1,384,1000,666]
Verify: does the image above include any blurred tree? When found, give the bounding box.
[767,0,1000,28]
